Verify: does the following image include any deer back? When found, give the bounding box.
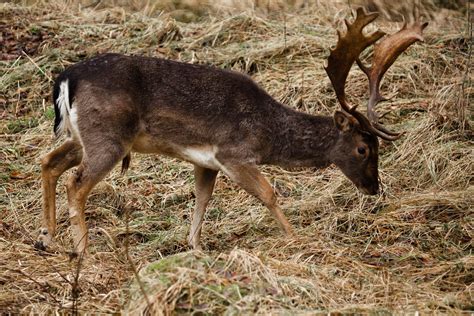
[53,53,340,170]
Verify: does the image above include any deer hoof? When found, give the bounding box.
[34,228,52,251]
[188,238,203,251]
[34,240,47,251]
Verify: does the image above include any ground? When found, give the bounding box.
[0,0,472,314]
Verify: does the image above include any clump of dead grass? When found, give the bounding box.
[126,249,323,314]
[1,0,472,314]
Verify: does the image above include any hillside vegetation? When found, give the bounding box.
[0,0,472,313]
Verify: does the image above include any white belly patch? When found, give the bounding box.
[131,136,223,171]
[180,146,222,170]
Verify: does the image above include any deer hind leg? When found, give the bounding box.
[221,164,293,236]
[188,165,218,250]
[65,144,127,255]
[35,140,83,250]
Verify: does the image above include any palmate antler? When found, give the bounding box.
[325,7,428,141]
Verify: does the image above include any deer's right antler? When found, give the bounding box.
[325,7,428,141]
[357,20,428,138]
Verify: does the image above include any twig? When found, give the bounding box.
[71,250,86,316]
[21,50,53,82]
[0,55,22,85]
[283,13,290,90]
[459,1,472,132]
[8,268,62,306]
[124,203,151,310]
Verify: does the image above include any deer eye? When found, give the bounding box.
[357,147,366,155]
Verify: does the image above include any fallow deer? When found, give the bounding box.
[35,8,427,254]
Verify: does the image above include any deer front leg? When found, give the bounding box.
[188,165,218,250]
[221,164,293,236]
[36,141,82,250]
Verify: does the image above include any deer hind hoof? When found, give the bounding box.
[34,228,52,251]
[34,240,47,251]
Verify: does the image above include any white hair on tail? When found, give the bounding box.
[55,79,83,144]
[55,80,70,137]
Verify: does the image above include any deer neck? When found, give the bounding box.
[265,105,339,169]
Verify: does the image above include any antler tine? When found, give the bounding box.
[358,20,429,139]
[325,7,385,113]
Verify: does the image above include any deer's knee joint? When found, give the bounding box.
[66,169,84,191]
[66,174,77,193]
[41,155,52,171]
[262,188,277,207]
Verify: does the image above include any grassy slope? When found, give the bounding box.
[0,1,472,313]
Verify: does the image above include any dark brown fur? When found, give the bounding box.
[37,54,380,253]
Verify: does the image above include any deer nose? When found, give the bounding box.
[359,184,379,195]
[371,186,380,195]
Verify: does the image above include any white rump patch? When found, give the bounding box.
[181,147,221,170]
[69,106,82,142]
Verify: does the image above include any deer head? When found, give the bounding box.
[325,7,428,195]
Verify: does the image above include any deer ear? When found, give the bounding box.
[334,111,354,132]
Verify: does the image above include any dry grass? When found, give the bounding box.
[1,0,472,314]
